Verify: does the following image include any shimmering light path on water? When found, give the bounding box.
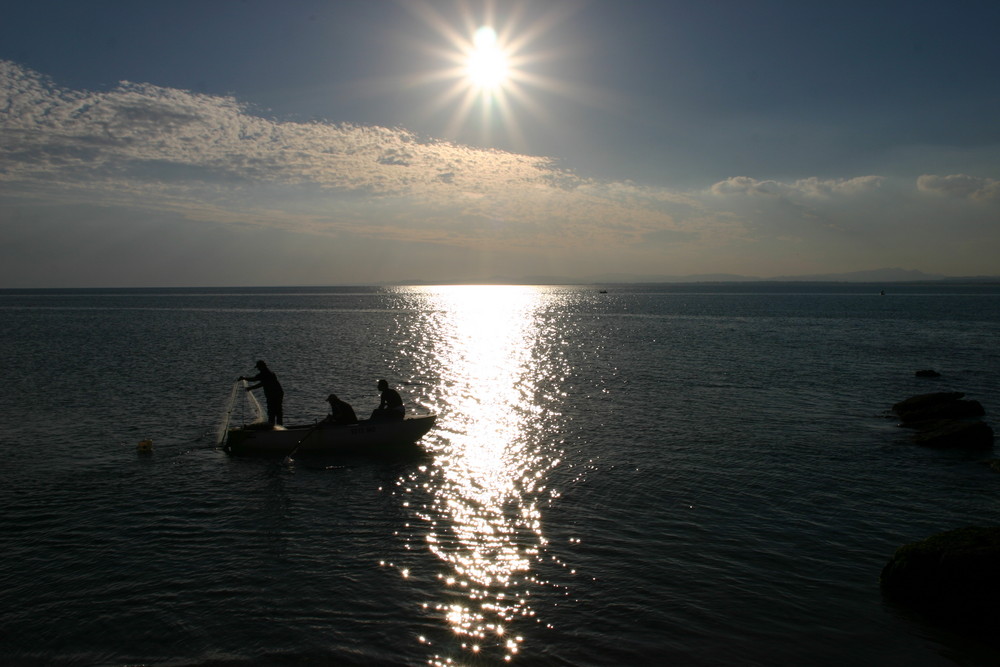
[1,284,1000,665]
[390,286,571,663]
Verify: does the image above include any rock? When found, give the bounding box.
[890,392,992,449]
[891,392,985,424]
[892,392,964,418]
[915,369,941,378]
[881,526,1000,624]
[909,419,994,449]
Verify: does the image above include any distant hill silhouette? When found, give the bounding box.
[766,268,947,282]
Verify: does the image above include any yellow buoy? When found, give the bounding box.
[137,439,154,453]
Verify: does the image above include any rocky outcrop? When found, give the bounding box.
[891,392,993,449]
[881,526,1000,624]
[892,392,985,423]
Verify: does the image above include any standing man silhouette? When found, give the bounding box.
[240,360,284,426]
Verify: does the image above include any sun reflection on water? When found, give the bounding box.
[402,285,566,663]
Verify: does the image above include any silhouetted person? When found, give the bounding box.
[239,360,284,426]
[324,393,358,425]
[370,379,404,421]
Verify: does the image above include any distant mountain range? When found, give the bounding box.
[763,268,949,282]
[404,268,999,285]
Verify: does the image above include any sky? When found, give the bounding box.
[1,0,999,287]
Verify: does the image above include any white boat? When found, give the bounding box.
[224,415,437,457]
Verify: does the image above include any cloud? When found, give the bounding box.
[0,61,544,194]
[2,60,999,283]
[695,172,1000,277]
[917,174,1000,201]
[709,175,883,199]
[700,175,892,245]
[1,60,691,252]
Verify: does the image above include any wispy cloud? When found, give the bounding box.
[2,60,998,280]
[2,60,680,250]
[709,175,884,199]
[917,174,1000,201]
[1,62,545,192]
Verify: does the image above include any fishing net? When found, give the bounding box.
[216,379,265,445]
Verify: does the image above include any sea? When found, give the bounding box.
[2,283,999,666]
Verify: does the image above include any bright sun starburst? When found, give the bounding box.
[466,26,508,90]
[401,1,583,149]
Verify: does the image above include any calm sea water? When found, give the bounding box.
[2,283,999,666]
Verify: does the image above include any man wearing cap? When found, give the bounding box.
[239,360,284,426]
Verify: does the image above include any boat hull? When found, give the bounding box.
[224,415,436,457]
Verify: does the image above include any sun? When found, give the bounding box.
[401,0,582,149]
[466,26,509,91]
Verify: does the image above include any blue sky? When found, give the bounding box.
[2,0,998,286]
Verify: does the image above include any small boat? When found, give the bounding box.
[224,415,437,457]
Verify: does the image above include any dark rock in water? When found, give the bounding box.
[891,392,984,424]
[915,369,941,378]
[890,392,992,449]
[892,392,964,418]
[910,419,994,449]
[881,526,1000,625]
